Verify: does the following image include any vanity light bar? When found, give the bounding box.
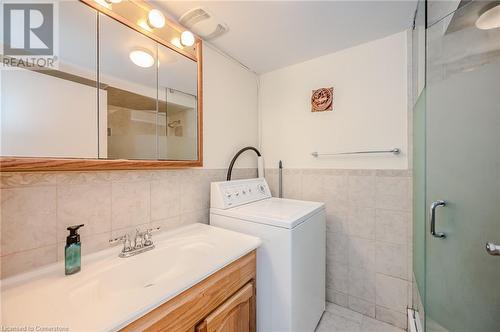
[87,0,198,60]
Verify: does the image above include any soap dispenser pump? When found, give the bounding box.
[65,224,84,275]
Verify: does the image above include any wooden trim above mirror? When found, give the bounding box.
[0,0,203,172]
[0,157,202,172]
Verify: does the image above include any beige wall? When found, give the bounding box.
[203,45,259,169]
[259,31,412,330]
[260,31,408,170]
[265,168,412,329]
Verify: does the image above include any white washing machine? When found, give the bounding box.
[210,178,325,332]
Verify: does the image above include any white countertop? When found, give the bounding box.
[1,224,261,332]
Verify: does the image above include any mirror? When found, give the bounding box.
[99,15,198,161]
[157,44,198,161]
[100,13,159,160]
[0,0,202,170]
[1,1,100,158]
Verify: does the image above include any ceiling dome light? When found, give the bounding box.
[148,9,165,29]
[180,31,195,47]
[476,4,500,30]
[129,49,155,68]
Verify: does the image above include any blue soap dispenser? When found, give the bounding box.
[65,224,84,275]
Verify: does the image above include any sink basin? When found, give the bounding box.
[1,224,261,332]
[69,236,217,304]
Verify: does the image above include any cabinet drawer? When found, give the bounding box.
[196,282,255,332]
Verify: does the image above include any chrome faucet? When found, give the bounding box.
[109,226,160,258]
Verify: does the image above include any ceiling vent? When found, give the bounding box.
[179,7,229,41]
[179,8,210,27]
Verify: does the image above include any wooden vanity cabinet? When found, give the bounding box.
[121,250,256,332]
[196,282,255,332]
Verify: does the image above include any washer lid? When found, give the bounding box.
[210,197,325,229]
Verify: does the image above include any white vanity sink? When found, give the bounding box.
[1,224,261,331]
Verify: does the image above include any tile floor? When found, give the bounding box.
[315,302,406,332]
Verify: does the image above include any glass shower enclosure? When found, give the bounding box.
[412,1,500,331]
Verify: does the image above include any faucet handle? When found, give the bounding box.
[143,226,160,247]
[143,230,153,247]
[109,234,132,252]
[123,234,132,252]
[147,226,161,233]
[134,229,144,249]
[109,234,126,245]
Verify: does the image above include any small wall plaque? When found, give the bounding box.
[311,87,333,112]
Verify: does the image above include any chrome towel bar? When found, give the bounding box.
[311,148,400,157]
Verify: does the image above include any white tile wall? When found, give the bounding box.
[0,168,256,279]
[1,186,57,256]
[266,168,412,329]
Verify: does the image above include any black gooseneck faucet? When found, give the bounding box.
[226,146,262,181]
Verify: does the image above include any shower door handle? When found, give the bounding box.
[486,243,500,256]
[429,200,446,238]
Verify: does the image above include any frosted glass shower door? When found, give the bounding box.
[425,1,500,331]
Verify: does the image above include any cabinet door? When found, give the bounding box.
[196,282,255,332]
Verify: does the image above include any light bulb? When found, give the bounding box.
[138,19,153,32]
[129,49,155,68]
[171,38,183,49]
[180,31,195,47]
[476,4,500,30]
[148,9,165,29]
[94,0,111,9]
